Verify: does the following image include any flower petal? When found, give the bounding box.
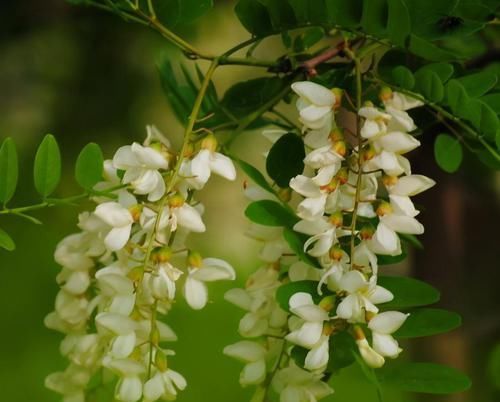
[184,277,208,310]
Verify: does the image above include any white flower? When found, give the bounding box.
[183,257,236,310]
[143,369,187,401]
[223,341,268,386]
[385,175,436,217]
[103,358,145,402]
[94,202,133,251]
[304,145,344,186]
[272,364,333,402]
[368,311,408,359]
[292,81,335,131]
[113,143,168,201]
[290,175,338,220]
[294,216,347,257]
[336,271,393,323]
[181,147,236,190]
[383,92,423,111]
[286,293,329,349]
[148,262,183,301]
[164,199,206,233]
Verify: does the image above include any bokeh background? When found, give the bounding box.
[1,1,499,402]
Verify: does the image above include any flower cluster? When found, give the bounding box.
[45,126,236,402]
[226,81,435,401]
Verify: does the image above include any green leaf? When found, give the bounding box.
[415,70,444,102]
[477,101,500,140]
[326,0,363,27]
[327,331,357,372]
[222,77,286,119]
[378,362,471,394]
[488,343,500,390]
[266,133,305,188]
[235,0,273,36]
[0,228,15,251]
[153,0,213,27]
[378,276,440,310]
[294,27,324,52]
[434,134,463,173]
[417,62,454,83]
[481,93,500,114]
[394,308,462,338]
[400,233,423,249]
[234,158,275,195]
[34,134,61,197]
[445,79,470,117]
[276,280,322,312]
[387,0,411,47]
[408,35,457,62]
[0,138,18,204]
[361,0,388,39]
[391,66,415,89]
[75,143,104,189]
[283,228,321,268]
[260,0,297,29]
[458,72,498,98]
[245,200,298,227]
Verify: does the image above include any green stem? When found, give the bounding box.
[344,48,364,262]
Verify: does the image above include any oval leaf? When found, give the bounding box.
[434,134,463,173]
[415,70,444,102]
[458,71,498,98]
[378,362,471,394]
[75,143,104,189]
[391,66,415,90]
[245,200,298,227]
[34,134,61,197]
[266,133,305,188]
[394,308,462,338]
[0,228,15,251]
[378,276,440,309]
[0,138,18,204]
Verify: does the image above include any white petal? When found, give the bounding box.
[292,81,335,107]
[184,277,208,310]
[223,341,267,363]
[372,333,402,358]
[240,360,266,385]
[209,152,236,181]
[224,288,252,310]
[389,195,418,217]
[286,322,324,348]
[96,313,136,335]
[356,339,385,368]
[113,145,138,169]
[376,131,420,153]
[368,311,408,334]
[190,150,211,186]
[296,195,327,220]
[95,202,133,227]
[290,175,322,198]
[147,174,165,202]
[336,294,360,321]
[192,258,235,281]
[304,337,329,370]
[115,376,142,402]
[299,105,332,129]
[381,214,424,235]
[373,222,400,254]
[368,286,394,305]
[144,373,165,401]
[174,204,206,232]
[131,142,168,169]
[289,292,314,309]
[338,271,367,293]
[105,225,131,251]
[391,175,436,196]
[111,332,136,359]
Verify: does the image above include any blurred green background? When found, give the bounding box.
[1,1,499,402]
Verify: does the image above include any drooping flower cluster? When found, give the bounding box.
[45,126,237,402]
[225,81,435,401]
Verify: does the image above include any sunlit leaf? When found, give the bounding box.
[458,71,498,98]
[394,308,462,338]
[378,276,440,309]
[0,138,18,204]
[34,134,61,197]
[0,228,15,251]
[75,143,104,189]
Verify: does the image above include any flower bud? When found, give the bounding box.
[151,246,173,263]
[127,266,145,283]
[187,250,203,268]
[333,140,347,157]
[329,128,344,142]
[361,144,376,162]
[319,295,336,312]
[200,134,218,152]
[331,88,343,109]
[155,350,168,372]
[336,167,348,184]
[328,211,343,227]
[183,142,195,158]
[278,188,292,203]
[322,322,335,336]
[320,178,339,193]
[168,193,185,208]
[379,86,393,102]
[376,200,393,217]
[382,175,398,188]
[128,204,143,222]
[329,244,343,261]
[360,224,376,240]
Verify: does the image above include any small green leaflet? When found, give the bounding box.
[434,134,463,173]
[391,66,415,90]
[394,308,462,338]
[266,133,305,188]
[234,158,275,196]
[327,331,357,372]
[0,228,15,251]
[378,276,440,310]
[34,134,61,197]
[378,362,471,394]
[0,138,18,204]
[75,143,104,189]
[245,200,298,227]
